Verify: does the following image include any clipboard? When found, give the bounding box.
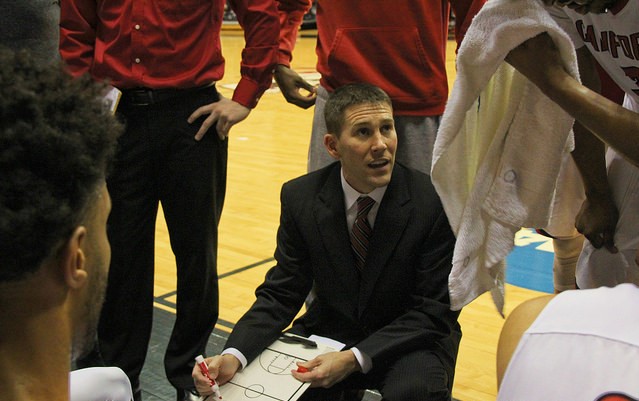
[203,336,336,401]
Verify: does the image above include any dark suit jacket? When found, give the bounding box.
[225,162,460,375]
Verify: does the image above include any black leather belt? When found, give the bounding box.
[120,85,212,107]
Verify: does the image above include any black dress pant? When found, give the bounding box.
[96,85,225,392]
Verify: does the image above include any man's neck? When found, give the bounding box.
[0,315,72,401]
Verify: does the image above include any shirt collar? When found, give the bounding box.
[340,168,388,210]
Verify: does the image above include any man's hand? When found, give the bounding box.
[575,192,619,252]
[291,350,361,388]
[188,95,251,141]
[274,64,317,109]
[191,354,241,395]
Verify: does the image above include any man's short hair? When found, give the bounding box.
[0,47,122,282]
[324,83,393,136]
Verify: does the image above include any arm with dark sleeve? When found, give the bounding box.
[59,0,98,77]
[227,0,280,108]
[355,209,459,364]
[224,184,315,364]
[450,0,486,47]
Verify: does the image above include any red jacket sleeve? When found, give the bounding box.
[59,0,98,77]
[450,0,486,49]
[276,0,313,67]
[229,0,281,108]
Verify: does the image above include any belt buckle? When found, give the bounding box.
[136,89,153,106]
[144,89,155,105]
[127,88,153,106]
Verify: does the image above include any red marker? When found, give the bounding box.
[296,365,309,373]
[195,355,223,400]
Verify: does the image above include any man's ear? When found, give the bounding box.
[59,226,89,289]
[324,133,340,160]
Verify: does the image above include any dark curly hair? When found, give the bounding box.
[0,47,122,282]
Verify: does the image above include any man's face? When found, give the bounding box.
[72,183,111,361]
[325,102,397,194]
[544,0,619,14]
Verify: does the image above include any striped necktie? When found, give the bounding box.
[350,196,375,272]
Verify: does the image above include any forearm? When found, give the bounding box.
[507,36,639,167]
[276,0,312,66]
[59,0,98,76]
[229,0,280,107]
[450,0,487,46]
[530,47,620,249]
[356,300,458,364]
[226,276,310,363]
[563,47,610,196]
[571,122,611,198]
[543,75,639,167]
[225,191,314,363]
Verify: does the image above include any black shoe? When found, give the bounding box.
[177,389,200,401]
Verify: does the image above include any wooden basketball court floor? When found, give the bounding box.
[144,32,548,401]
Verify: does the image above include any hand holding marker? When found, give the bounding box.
[195,355,223,400]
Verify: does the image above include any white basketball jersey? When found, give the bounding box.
[498,284,639,400]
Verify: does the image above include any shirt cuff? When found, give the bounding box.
[221,348,248,370]
[232,77,264,109]
[350,347,372,374]
[277,51,292,68]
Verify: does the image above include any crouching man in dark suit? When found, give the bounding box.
[193,83,460,401]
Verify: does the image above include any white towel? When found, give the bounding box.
[431,0,580,313]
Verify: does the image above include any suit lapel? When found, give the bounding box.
[313,166,361,285]
[358,166,411,314]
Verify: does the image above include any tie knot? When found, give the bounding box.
[356,196,375,217]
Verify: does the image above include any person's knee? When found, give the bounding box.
[381,364,450,401]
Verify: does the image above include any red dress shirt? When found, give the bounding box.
[60,0,279,108]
